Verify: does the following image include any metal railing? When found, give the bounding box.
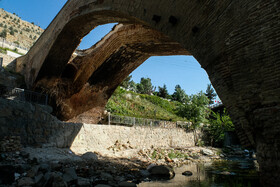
[208,102,223,109]
[109,114,163,127]
[108,113,190,129]
[0,37,29,51]
[0,86,48,105]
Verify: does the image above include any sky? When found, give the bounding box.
[0,0,214,96]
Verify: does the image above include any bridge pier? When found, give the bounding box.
[253,107,280,186]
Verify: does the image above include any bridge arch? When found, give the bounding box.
[14,1,280,186]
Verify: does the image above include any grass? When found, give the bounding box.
[149,148,189,160]
[168,150,189,159]
[0,46,24,56]
[105,87,186,121]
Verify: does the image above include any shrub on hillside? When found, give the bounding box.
[0,29,7,38]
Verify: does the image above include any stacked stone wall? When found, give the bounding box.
[0,98,195,153]
[70,124,195,154]
[0,98,82,149]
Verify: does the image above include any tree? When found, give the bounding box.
[120,75,137,92]
[0,29,7,38]
[177,92,209,123]
[136,77,154,95]
[120,75,132,89]
[177,92,209,145]
[158,84,169,98]
[172,85,187,103]
[205,84,217,104]
[9,29,14,35]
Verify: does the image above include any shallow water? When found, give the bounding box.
[139,158,260,187]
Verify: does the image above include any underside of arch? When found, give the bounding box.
[34,23,189,120]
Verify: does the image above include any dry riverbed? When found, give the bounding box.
[0,145,252,186]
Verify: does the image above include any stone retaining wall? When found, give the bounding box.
[0,98,82,149]
[0,53,16,67]
[70,124,195,154]
[0,98,195,153]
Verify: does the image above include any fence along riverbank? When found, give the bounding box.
[108,113,191,129]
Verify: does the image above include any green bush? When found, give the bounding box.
[0,29,7,38]
[204,109,234,147]
[9,30,14,35]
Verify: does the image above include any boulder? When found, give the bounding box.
[182,171,193,176]
[20,151,30,158]
[18,177,35,186]
[77,177,91,186]
[35,172,52,186]
[140,170,150,177]
[39,163,51,173]
[26,165,40,178]
[147,165,175,179]
[81,152,98,162]
[51,173,67,187]
[63,167,78,184]
[34,173,44,185]
[100,172,114,181]
[200,148,214,156]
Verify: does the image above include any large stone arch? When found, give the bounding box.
[14,0,280,185]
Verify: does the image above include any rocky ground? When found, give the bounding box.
[0,145,254,186]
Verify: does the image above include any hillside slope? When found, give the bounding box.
[0,8,43,49]
[105,87,185,121]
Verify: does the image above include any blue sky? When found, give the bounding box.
[0,0,214,96]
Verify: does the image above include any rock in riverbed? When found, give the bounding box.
[147,165,175,179]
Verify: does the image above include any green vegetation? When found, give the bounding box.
[157,84,169,99]
[168,150,189,159]
[177,92,209,125]
[107,75,234,147]
[136,77,155,94]
[205,84,217,104]
[172,84,188,103]
[0,48,6,54]
[106,87,184,121]
[204,109,234,147]
[0,46,24,55]
[150,148,189,160]
[0,29,7,38]
[107,76,212,123]
[13,41,19,45]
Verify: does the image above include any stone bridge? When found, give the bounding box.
[12,0,280,185]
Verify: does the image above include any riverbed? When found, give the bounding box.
[139,158,260,187]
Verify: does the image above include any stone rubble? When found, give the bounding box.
[0,136,22,152]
